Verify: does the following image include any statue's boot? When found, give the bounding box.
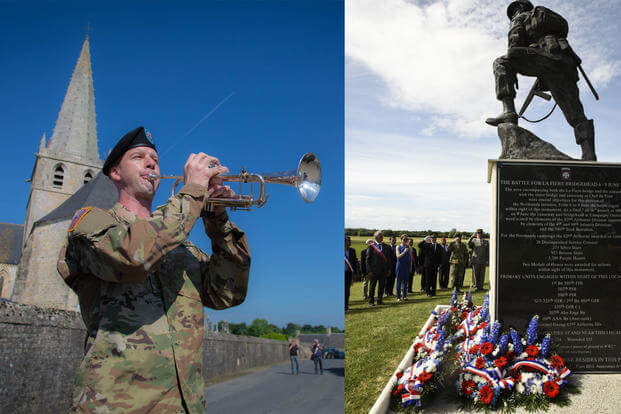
[575,119,596,161]
[485,98,518,126]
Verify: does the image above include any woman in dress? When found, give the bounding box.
[395,234,412,301]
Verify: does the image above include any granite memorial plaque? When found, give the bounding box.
[495,161,621,372]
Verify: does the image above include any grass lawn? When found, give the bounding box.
[345,239,490,414]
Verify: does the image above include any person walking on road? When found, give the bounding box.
[289,338,300,375]
[311,339,324,375]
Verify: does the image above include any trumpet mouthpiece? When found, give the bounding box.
[147,173,159,180]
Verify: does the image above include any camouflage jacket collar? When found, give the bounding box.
[111,202,141,224]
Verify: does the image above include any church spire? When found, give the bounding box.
[47,35,99,161]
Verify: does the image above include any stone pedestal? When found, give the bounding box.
[497,123,574,160]
[488,159,621,373]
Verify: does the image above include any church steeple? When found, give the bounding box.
[47,35,99,161]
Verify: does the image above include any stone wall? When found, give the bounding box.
[203,332,289,381]
[298,333,345,349]
[0,263,18,299]
[0,300,85,414]
[0,301,289,413]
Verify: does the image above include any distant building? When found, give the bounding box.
[1,36,117,310]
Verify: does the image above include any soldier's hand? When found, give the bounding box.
[184,153,229,188]
[207,175,236,215]
[208,176,236,198]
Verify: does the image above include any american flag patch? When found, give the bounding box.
[68,207,92,232]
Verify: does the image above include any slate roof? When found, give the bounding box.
[0,223,24,265]
[35,171,118,226]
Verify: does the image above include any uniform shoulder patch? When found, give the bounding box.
[68,207,92,232]
[68,206,117,236]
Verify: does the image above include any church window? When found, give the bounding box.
[84,170,93,184]
[53,165,64,188]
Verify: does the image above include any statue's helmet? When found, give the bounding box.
[507,0,534,19]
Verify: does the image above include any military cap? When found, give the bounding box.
[507,0,533,19]
[476,228,483,233]
[103,126,156,176]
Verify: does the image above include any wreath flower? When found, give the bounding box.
[550,354,565,368]
[462,379,476,395]
[525,344,539,357]
[494,356,507,368]
[479,384,493,405]
[480,342,494,355]
[475,357,486,369]
[543,381,560,398]
[418,370,433,384]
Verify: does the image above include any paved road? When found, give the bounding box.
[205,358,344,413]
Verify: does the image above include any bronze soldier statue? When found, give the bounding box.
[58,126,251,412]
[486,0,596,161]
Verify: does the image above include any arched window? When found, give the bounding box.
[52,165,64,188]
[83,170,93,184]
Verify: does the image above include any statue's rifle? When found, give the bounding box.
[518,78,556,123]
[565,40,600,101]
[577,64,599,101]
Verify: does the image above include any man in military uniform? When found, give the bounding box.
[486,0,596,161]
[448,235,468,292]
[57,126,251,413]
[468,229,489,291]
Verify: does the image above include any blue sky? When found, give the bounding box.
[0,1,344,328]
[346,0,621,232]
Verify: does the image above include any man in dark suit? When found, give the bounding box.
[359,239,371,300]
[345,236,359,311]
[365,231,391,306]
[439,237,450,289]
[418,234,443,296]
[385,236,397,296]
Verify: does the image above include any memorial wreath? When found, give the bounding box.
[392,290,579,411]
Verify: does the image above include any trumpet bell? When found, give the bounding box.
[296,152,321,203]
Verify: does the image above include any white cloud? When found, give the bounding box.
[346,128,495,230]
[346,0,621,138]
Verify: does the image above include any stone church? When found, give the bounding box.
[0,35,117,310]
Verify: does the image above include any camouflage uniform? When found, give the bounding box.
[448,242,468,290]
[468,237,489,291]
[57,183,251,413]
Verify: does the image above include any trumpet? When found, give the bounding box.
[148,153,321,211]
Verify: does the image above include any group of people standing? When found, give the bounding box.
[345,229,489,309]
[288,338,324,375]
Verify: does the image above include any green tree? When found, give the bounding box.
[261,332,287,341]
[247,318,269,337]
[229,322,247,336]
[267,323,281,334]
[283,323,301,337]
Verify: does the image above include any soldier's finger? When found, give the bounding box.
[205,155,221,166]
[185,153,197,168]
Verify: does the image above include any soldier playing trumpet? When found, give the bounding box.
[58,126,251,412]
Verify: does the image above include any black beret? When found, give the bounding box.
[103,126,156,176]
